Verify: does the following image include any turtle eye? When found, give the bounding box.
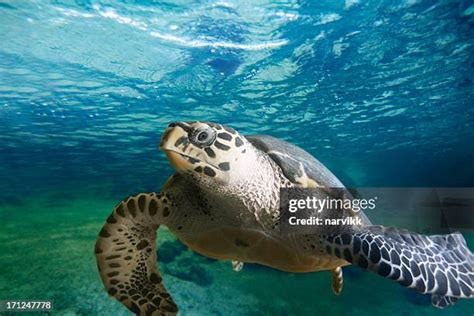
[191,127,216,147]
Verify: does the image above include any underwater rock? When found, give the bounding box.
[158,240,187,263]
[164,257,213,286]
[192,251,218,264]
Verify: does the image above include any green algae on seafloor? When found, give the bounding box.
[0,192,473,315]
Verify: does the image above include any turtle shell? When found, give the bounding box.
[247,135,372,224]
[246,135,344,188]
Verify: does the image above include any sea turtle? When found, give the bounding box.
[95,121,473,315]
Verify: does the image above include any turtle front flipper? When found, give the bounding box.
[322,226,473,308]
[95,193,178,315]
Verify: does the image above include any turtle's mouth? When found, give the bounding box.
[163,149,193,170]
[162,149,200,169]
[161,148,220,172]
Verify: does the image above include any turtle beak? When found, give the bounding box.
[164,150,192,170]
[159,126,175,149]
[159,124,193,171]
[159,123,187,151]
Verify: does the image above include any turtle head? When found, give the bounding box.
[160,121,254,188]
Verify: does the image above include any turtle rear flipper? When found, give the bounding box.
[322,226,473,308]
[331,266,343,295]
[95,193,178,315]
[431,294,458,308]
[231,261,244,272]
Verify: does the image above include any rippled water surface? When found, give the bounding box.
[1,0,473,315]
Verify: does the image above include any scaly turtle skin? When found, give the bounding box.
[95,121,473,315]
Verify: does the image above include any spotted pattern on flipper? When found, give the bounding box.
[322,226,473,307]
[95,193,179,315]
[431,294,458,309]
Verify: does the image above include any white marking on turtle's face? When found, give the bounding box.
[160,121,251,185]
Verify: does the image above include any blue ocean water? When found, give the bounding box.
[0,0,473,315]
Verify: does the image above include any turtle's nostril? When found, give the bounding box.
[168,122,177,128]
